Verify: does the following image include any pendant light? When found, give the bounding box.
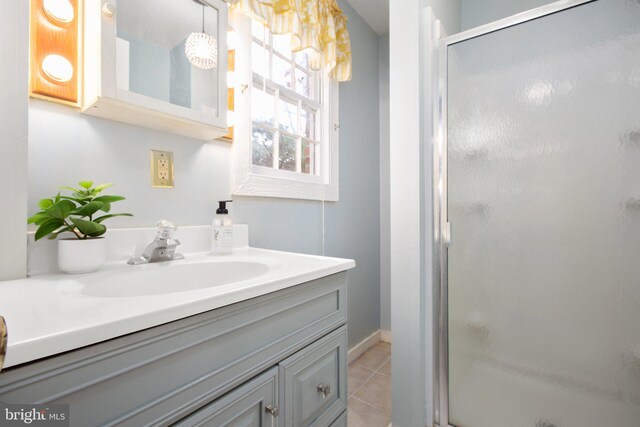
[185,2,218,70]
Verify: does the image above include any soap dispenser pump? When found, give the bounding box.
[211,200,233,255]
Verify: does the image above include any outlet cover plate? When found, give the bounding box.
[150,150,174,188]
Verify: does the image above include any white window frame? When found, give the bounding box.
[230,13,340,201]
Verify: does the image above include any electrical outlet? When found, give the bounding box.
[150,150,174,188]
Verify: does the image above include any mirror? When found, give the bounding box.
[115,0,220,116]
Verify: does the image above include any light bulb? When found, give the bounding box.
[227,71,236,88]
[227,29,237,51]
[42,54,73,83]
[185,32,218,70]
[43,0,74,23]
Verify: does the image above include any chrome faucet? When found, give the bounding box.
[128,220,185,265]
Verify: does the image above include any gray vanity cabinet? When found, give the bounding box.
[280,329,347,427]
[175,327,348,427]
[0,272,349,427]
[175,367,279,427]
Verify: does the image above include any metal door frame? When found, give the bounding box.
[432,1,598,425]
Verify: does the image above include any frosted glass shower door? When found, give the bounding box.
[446,1,640,426]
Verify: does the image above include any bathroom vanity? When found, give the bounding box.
[0,248,354,426]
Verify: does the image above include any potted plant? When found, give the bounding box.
[28,181,132,274]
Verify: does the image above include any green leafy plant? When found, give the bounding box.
[28,181,132,241]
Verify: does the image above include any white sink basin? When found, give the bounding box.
[0,247,355,368]
[81,260,270,297]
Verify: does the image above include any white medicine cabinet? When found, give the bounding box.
[82,0,228,140]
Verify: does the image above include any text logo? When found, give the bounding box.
[1,403,69,426]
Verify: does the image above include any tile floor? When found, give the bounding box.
[347,341,391,427]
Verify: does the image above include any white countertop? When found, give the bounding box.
[0,247,355,369]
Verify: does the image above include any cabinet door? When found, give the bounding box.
[83,0,228,139]
[328,411,346,427]
[175,367,280,427]
[279,327,347,427]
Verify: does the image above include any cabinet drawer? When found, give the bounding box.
[280,327,347,427]
[174,367,280,427]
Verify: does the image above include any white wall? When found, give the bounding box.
[389,1,459,426]
[379,33,391,333]
[390,0,428,425]
[0,1,28,280]
[461,0,557,31]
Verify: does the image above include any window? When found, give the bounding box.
[231,15,339,201]
[250,20,320,176]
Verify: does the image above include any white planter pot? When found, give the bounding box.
[58,238,107,274]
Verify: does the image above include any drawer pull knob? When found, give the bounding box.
[265,404,279,417]
[317,383,331,398]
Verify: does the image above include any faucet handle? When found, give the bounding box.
[156,220,177,239]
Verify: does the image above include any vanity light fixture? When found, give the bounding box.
[222,28,236,140]
[30,0,81,105]
[42,0,75,23]
[185,2,218,70]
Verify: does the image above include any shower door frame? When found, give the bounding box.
[432,1,599,426]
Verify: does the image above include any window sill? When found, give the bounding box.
[232,171,338,202]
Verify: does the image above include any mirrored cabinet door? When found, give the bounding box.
[83,0,228,140]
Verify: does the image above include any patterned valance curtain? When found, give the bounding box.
[228,0,352,82]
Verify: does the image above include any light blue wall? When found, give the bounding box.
[429,0,461,35]
[326,0,381,347]
[428,0,558,35]
[379,33,390,332]
[461,0,557,31]
[233,198,324,255]
[234,0,382,348]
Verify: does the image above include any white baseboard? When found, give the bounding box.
[348,329,381,364]
[381,329,392,343]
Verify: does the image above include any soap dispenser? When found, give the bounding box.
[211,200,233,255]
